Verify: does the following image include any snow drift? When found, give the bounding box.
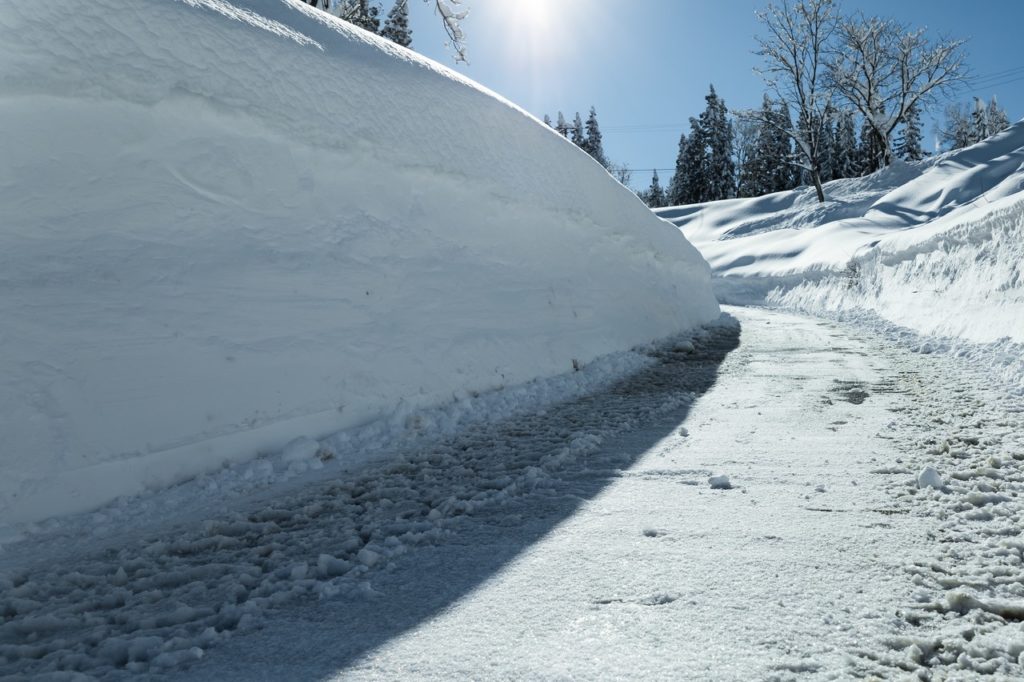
[0,0,718,528]
[657,121,1024,386]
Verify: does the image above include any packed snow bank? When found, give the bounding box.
[657,121,1024,386]
[0,0,718,528]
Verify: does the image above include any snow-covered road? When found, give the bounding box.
[4,307,1024,680]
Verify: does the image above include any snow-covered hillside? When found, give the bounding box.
[657,121,1024,386]
[0,0,718,530]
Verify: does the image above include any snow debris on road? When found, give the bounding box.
[708,474,732,490]
[845,346,1024,678]
[0,321,738,679]
[916,466,944,490]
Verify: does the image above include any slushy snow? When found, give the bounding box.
[0,0,717,531]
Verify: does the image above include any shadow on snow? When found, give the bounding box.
[166,315,742,680]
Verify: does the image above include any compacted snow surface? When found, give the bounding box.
[4,308,1024,679]
[0,0,717,530]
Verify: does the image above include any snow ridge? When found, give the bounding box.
[0,0,717,529]
[658,120,1024,388]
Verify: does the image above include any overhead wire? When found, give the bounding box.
[598,64,1024,136]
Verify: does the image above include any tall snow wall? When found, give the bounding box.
[0,0,719,526]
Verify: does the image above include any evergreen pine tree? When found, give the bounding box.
[645,170,666,208]
[894,103,924,161]
[680,117,709,203]
[988,96,1010,135]
[817,105,836,182]
[583,107,608,168]
[971,97,991,143]
[737,96,774,198]
[668,132,688,206]
[555,112,569,138]
[699,85,736,201]
[769,101,796,191]
[570,112,586,148]
[832,109,859,179]
[340,0,381,33]
[380,1,412,47]
[542,114,553,128]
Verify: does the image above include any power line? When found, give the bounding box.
[600,63,1024,135]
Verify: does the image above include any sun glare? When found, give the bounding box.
[492,0,585,64]
[509,0,554,33]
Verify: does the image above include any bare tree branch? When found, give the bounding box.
[828,15,967,166]
[754,0,839,202]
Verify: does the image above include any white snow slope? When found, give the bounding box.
[657,121,1024,388]
[0,0,718,529]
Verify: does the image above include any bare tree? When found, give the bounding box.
[608,163,632,187]
[388,0,469,62]
[828,15,966,167]
[754,0,839,203]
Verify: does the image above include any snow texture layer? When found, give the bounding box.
[0,0,718,528]
[657,121,1024,389]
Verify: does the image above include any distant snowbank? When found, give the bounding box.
[0,0,718,529]
[775,194,1024,391]
[657,121,1024,388]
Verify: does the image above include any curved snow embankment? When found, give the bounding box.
[0,0,718,529]
[658,120,1024,292]
[772,195,1024,389]
[655,120,1024,386]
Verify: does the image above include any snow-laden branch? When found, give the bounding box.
[828,14,966,166]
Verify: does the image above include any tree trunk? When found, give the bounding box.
[811,168,825,203]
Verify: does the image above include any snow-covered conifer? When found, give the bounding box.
[571,112,586,148]
[895,103,924,161]
[700,85,736,201]
[668,132,688,205]
[769,101,796,191]
[338,0,381,33]
[555,112,569,138]
[381,0,412,47]
[971,97,991,142]
[988,96,1010,135]
[584,107,609,168]
[679,117,709,203]
[832,109,859,178]
[645,170,666,208]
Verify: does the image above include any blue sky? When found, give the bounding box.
[408,1,1024,189]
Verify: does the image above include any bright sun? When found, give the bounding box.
[509,0,554,32]
[496,0,579,62]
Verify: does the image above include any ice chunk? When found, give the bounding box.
[709,474,732,490]
[316,554,352,578]
[357,548,380,567]
[917,466,944,490]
